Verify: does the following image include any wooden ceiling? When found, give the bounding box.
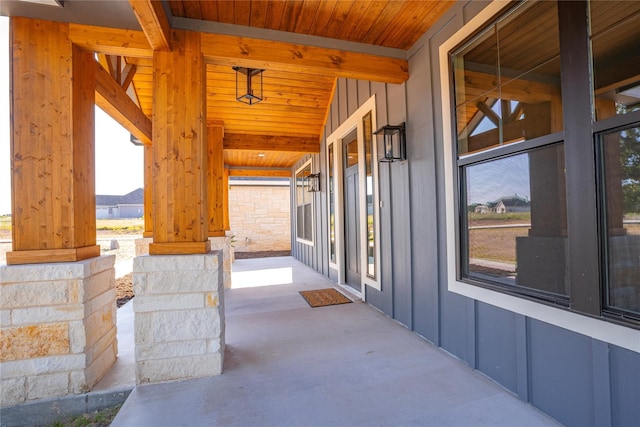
[108,0,453,176]
[168,0,454,50]
[3,0,451,176]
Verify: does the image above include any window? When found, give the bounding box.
[462,144,568,302]
[363,112,377,279]
[296,160,314,244]
[445,0,640,338]
[453,0,566,304]
[328,145,336,263]
[453,0,562,155]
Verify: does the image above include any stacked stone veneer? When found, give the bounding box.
[0,256,117,407]
[229,185,291,252]
[136,237,232,289]
[133,251,225,385]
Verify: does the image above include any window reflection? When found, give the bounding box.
[591,1,640,119]
[453,1,562,155]
[463,144,568,298]
[602,126,640,315]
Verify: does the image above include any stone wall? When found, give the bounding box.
[229,184,291,253]
[132,251,224,384]
[0,256,117,407]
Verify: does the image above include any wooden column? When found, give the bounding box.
[149,29,210,255]
[207,124,225,237]
[223,166,230,231]
[7,17,100,265]
[143,143,153,238]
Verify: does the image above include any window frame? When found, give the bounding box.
[295,159,315,246]
[439,0,640,352]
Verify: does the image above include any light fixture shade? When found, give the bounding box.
[233,66,264,105]
[374,122,406,162]
[307,173,321,192]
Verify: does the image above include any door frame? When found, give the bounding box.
[326,95,381,296]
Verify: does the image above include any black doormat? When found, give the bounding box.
[299,288,352,308]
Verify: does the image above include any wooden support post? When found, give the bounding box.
[143,143,153,238]
[149,30,210,255]
[207,124,225,237]
[7,17,100,265]
[223,166,230,231]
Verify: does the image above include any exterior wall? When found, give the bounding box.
[292,1,640,426]
[96,205,144,219]
[229,184,291,253]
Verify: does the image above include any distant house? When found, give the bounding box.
[493,195,530,213]
[96,188,144,219]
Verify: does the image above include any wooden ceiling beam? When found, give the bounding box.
[94,60,152,145]
[224,133,320,153]
[69,23,152,57]
[129,0,173,51]
[227,168,292,178]
[200,33,409,84]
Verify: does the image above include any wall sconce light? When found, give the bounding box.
[233,66,264,105]
[374,122,406,162]
[307,173,321,192]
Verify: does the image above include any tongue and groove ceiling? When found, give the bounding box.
[2,0,455,176]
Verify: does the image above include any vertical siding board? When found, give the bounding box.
[338,78,348,123]
[591,340,612,427]
[347,79,358,116]
[515,315,529,401]
[331,95,340,134]
[407,43,440,342]
[390,161,412,328]
[386,81,412,328]
[357,80,371,106]
[430,10,469,356]
[610,346,640,426]
[528,319,594,427]
[476,302,519,393]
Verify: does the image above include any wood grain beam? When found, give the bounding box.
[69,23,152,57]
[94,60,152,145]
[224,133,320,153]
[200,33,408,84]
[129,0,172,51]
[228,168,292,178]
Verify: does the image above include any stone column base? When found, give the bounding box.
[132,251,225,385]
[0,256,117,407]
[209,236,232,289]
[134,237,153,257]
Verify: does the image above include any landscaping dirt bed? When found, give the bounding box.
[116,273,134,308]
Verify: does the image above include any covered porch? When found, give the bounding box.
[114,256,559,426]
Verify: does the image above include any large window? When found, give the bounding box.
[453,0,566,304]
[296,160,313,244]
[448,0,640,331]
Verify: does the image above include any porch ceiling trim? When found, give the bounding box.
[223,134,320,154]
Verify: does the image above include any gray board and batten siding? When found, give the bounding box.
[291,1,640,426]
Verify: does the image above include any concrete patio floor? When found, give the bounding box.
[110,256,561,426]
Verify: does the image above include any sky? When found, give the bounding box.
[0,16,144,216]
